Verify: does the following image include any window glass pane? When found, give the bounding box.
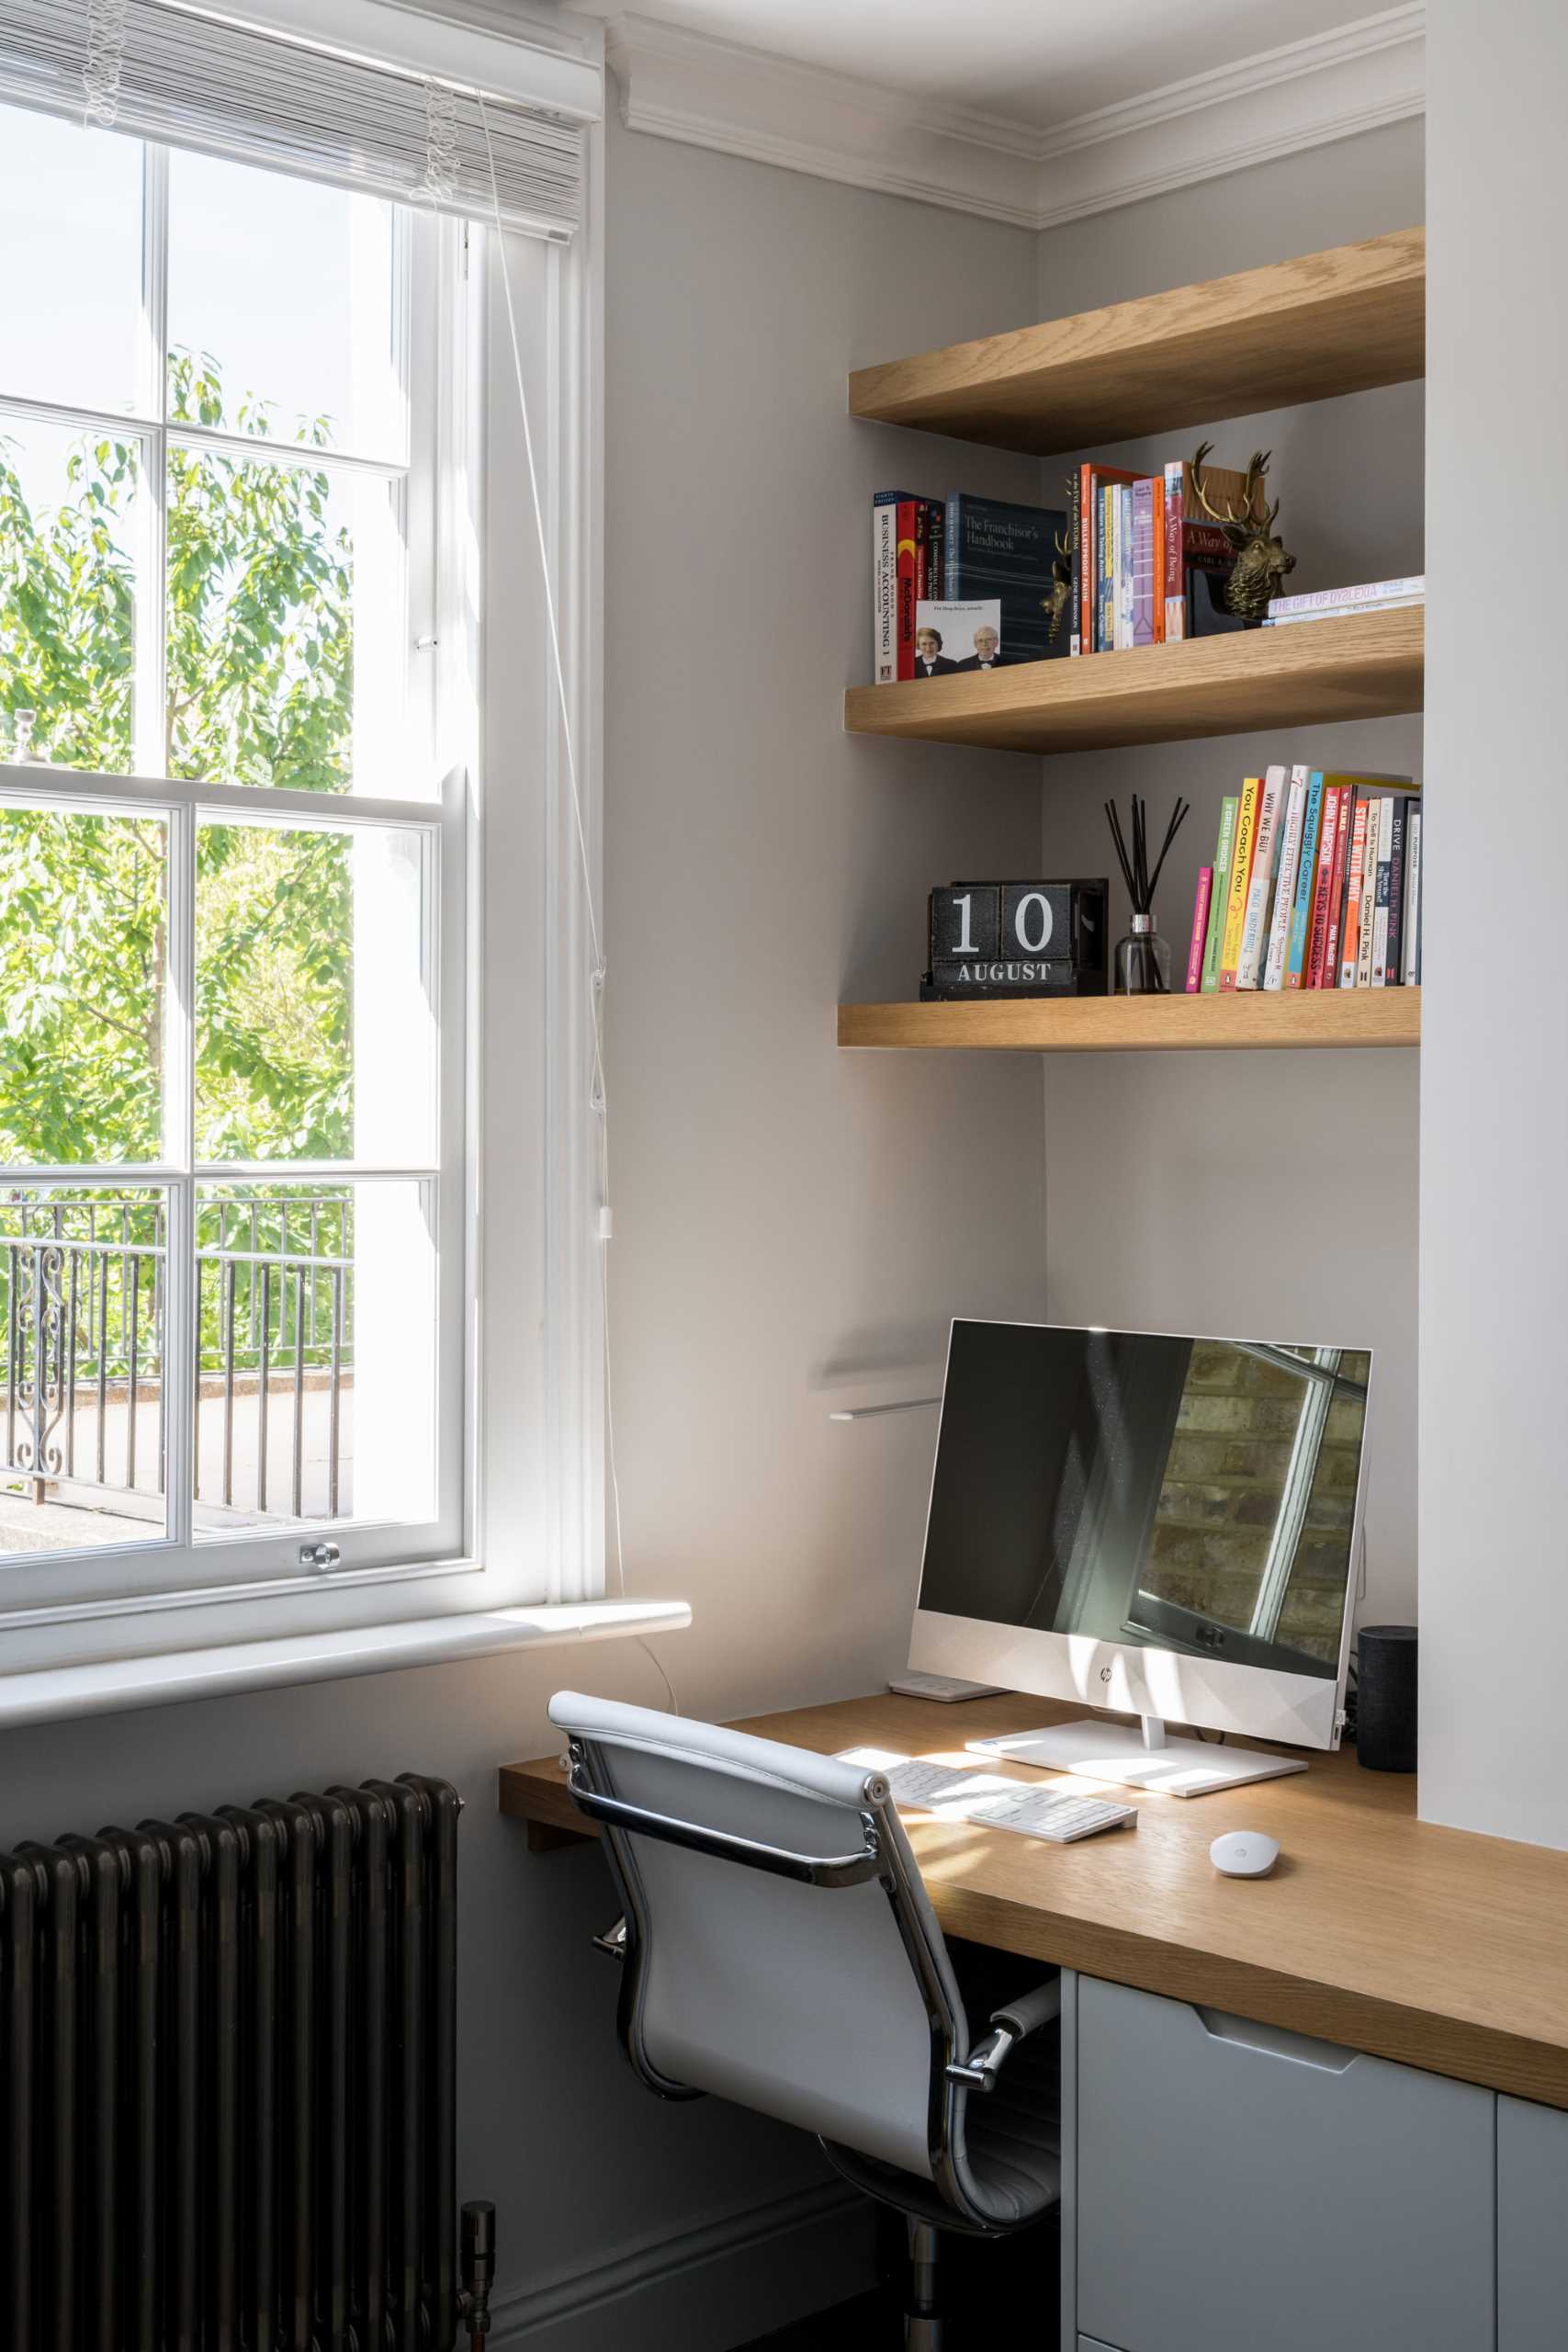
[194,1178,435,1534]
[167,448,406,792]
[196,818,435,1164]
[0,1187,168,1554]
[0,105,146,417]
[0,415,142,775]
[0,805,166,1164]
[168,150,405,464]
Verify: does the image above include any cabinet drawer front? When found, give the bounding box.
[1499,2094,1568,2349]
[1077,1976,1494,2352]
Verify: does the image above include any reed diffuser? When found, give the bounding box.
[1104,793,1190,993]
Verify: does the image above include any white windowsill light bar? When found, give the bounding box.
[0,1600,692,1729]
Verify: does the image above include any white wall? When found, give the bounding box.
[1030,121,1426,1632]
[0,117,1048,2349]
[1419,4,1567,1843]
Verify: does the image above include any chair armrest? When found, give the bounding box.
[945,1975,1060,2093]
[990,1979,1061,2043]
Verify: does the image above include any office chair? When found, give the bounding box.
[548,1692,1062,2349]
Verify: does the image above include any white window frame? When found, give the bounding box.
[0,77,608,1675]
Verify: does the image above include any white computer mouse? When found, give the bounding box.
[1209,1829,1280,1879]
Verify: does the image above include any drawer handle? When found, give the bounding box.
[1194,2007,1358,2075]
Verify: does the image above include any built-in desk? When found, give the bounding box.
[500,1688,1568,2110]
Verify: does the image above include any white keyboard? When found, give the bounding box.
[886,1671,1009,1702]
[844,1754,1136,1845]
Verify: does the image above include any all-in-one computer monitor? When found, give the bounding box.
[908,1319,1371,1797]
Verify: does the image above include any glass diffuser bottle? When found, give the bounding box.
[1103,793,1190,997]
[1116,910,1171,994]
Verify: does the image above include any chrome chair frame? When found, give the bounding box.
[564,1736,1056,2234]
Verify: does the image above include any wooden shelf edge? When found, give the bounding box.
[837,990,1421,1053]
[848,228,1425,456]
[844,606,1424,757]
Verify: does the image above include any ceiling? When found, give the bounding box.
[559,0,1394,130]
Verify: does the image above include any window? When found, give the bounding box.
[0,101,473,1620]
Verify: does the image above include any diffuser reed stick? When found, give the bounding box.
[1104,793,1189,992]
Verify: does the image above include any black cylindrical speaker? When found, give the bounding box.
[1357,1624,1418,1772]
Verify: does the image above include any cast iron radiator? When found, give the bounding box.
[0,1770,493,2351]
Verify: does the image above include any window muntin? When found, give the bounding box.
[0,104,465,1596]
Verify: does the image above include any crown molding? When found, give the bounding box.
[604,6,1425,232]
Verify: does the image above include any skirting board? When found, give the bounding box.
[489,2178,873,2351]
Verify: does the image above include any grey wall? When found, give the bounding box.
[1030,120,1426,1630]
[0,116,1050,2348]
[601,115,1050,1725]
[1419,5,1565,1843]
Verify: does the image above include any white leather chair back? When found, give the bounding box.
[547,1692,971,2181]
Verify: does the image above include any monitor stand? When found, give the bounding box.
[966,1715,1309,1800]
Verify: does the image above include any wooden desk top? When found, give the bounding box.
[501,1690,1568,2110]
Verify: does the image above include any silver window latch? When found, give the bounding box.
[299,1542,341,1571]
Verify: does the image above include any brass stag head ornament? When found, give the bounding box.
[1189,442,1295,626]
[1043,476,1075,645]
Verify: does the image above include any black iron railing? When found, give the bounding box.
[0,1193,354,1528]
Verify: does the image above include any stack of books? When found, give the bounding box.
[870,489,1067,682]
[1262,575,1424,628]
[1065,451,1264,653]
[1185,769,1423,994]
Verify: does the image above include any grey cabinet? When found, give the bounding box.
[1075,1976,1495,2352]
[1499,2093,1568,2349]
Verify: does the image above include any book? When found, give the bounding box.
[1151,475,1166,644]
[1408,806,1424,983]
[871,491,920,685]
[1186,867,1213,993]
[1237,764,1286,989]
[1368,794,1395,989]
[1403,807,1423,985]
[1117,483,1134,651]
[1321,785,1354,985]
[1201,797,1237,993]
[1131,477,1157,650]
[1162,459,1186,639]
[1385,797,1409,985]
[1078,463,1139,654]
[1356,799,1383,990]
[1338,797,1372,988]
[1268,575,1425,618]
[913,599,1003,676]
[896,496,919,679]
[945,494,1069,668]
[1263,767,1310,991]
[1217,775,1261,990]
[1100,483,1115,655]
[1285,771,1325,988]
[1304,784,1343,988]
[1263,597,1424,627]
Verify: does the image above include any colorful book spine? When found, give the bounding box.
[1237,764,1286,989]
[1163,459,1186,640]
[1218,775,1261,990]
[1186,868,1213,993]
[872,497,897,684]
[1305,785,1342,987]
[1356,801,1382,990]
[1099,483,1116,655]
[1067,485,1083,657]
[1151,477,1166,643]
[1263,768,1309,991]
[1339,797,1371,987]
[926,499,944,605]
[1369,794,1394,989]
[1131,478,1156,649]
[896,497,919,679]
[1385,797,1408,984]
[1285,771,1325,989]
[1201,797,1237,993]
[1335,786,1354,978]
[1403,808,1423,985]
[1116,484,1134,650]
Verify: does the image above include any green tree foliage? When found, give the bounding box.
[0,350,355,1165]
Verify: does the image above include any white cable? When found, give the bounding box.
[477,93,673,1707]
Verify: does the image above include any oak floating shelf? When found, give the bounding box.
[849,227,1425,456]
[843,605,1423,757]
[838,990,1421,1054]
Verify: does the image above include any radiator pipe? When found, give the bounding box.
[460,2199,496,2343]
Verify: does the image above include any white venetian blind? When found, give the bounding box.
[0,0,598,237]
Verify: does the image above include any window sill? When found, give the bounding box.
[0,1600,692,1731]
